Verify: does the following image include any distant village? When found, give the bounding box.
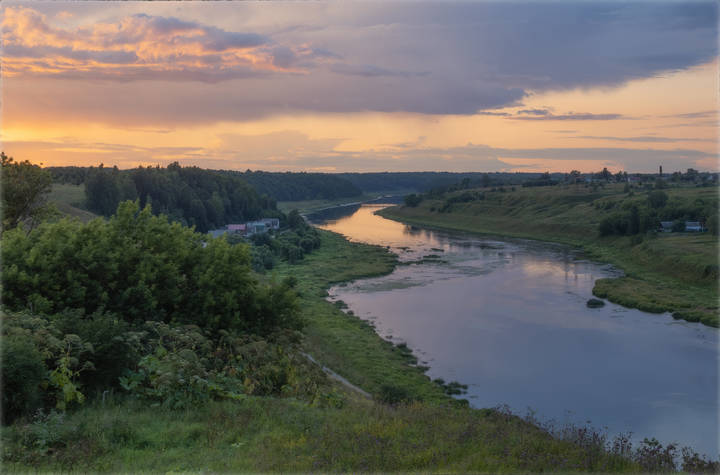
[208,218,280,239]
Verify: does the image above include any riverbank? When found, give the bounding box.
[7,228,684,472]
[275,229,454,403]
[378,185,718,327]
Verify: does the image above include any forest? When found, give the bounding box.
[236,170,362,201]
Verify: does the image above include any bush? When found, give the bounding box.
[707,214,718,236]
[2,336,47,424]
[647,190,668,209]
[251,244,276,272]
[672,220,686,232]
[378,384,414,405]
[2,201,300,336]
[404,193,423,207]
[51,310,136,392]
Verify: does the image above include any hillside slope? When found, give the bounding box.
[380,184,719,326]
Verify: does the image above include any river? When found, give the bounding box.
[308,203,719,458]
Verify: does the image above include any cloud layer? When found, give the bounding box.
[1,7,330,81]
[3,2,717,118]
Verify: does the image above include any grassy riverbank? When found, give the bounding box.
[275,230,453,403]
[378,184,719,327]
[8,228,688,472]
[2,391,648,473]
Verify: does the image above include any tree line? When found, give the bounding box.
[237,170,362,201]
[82,163,279,232]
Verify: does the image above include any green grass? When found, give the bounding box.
[274,230,451,403]
[2,393,642,473]
[278,195,370,214]
[379,184,719,327]
[48,184,98,222]
[277,190,407,214]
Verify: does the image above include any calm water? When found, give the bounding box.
[311,204,719,457]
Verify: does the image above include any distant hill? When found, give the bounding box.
[337,172,547,193]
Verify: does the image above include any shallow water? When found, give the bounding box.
[312,204,719,458]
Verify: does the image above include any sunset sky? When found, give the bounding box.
[2,1,718,173]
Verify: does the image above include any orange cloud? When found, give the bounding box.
[1,7,329,80]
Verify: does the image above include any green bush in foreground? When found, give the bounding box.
[1,200,300,336]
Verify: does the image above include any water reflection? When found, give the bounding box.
[317,204,719,458]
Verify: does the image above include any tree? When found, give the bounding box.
[707,214,718,236]
[1,152,56,233]
[628,205,640,235]
[287,209,304,229]
[568,170,581,184]
[404,193,423,207]
[647,190,668,209]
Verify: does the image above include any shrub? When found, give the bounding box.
[2,201,300,336]
[51,310,135,392]
[707,214,718,236]
[251,244,276,272]
[378,384,414,405]
[647,190,668,209]
[672,220,686,232]
[2,336,47,424]
[404,193,423,207]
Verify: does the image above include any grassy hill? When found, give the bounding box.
[380,183,719,326]
[47,184,98,222]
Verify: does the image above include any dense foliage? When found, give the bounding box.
[46,166,89,185]
[2,201,298,334]
[83,163,278,232]
[1,201,326,423]
[1,152,57,232]
[597,189,718,237]
[238,171,362,201]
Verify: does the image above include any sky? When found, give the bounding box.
[1,1,718,173]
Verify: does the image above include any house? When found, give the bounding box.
[659,221,674,232]
[245,221,267,235]
[227,224,247,233]
[209,218,279,238]
[685,221,703,232]
[261,218,280,230]
[208,223,246,238]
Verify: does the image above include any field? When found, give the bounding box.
[277,192,405,214]
[380,184,719,326]
[47,184,98,222]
